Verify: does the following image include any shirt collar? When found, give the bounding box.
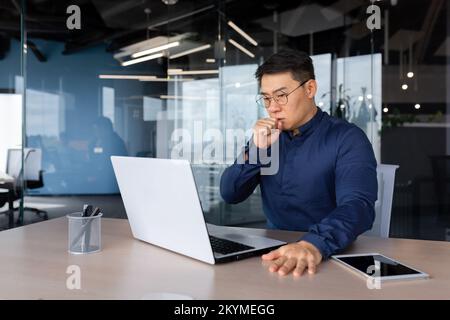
[287,106,323,139]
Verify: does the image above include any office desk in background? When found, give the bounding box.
[0,218,449,300]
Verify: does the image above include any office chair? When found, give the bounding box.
[0,184,14,228]
[6,148,48,222]
[364,164,399,238]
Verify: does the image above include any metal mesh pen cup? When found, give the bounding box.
[67,212,102,254]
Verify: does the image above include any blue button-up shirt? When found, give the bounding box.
[220,107,377,259]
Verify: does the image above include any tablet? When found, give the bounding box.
[332,253,429,282]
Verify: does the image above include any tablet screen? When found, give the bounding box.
[335,254,422,277]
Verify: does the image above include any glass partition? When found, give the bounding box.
[0,0,445,243]
[0,0,25,227]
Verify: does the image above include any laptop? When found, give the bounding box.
[111,156,286,264]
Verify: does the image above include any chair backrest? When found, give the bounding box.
[6,148,42,181]
[364,164,399,238]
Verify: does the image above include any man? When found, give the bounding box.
[220,50,377,277]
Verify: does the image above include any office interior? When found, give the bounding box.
[0,0,449,243]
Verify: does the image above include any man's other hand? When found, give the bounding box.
[261,241,323,276]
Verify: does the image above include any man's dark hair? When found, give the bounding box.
[255,50,315,85]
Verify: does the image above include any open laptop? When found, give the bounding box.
[111,156,286,264]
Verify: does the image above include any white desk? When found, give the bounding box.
[0,217,449,299]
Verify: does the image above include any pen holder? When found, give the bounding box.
[67,212,102,254]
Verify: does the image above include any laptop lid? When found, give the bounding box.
[111,156,215,264]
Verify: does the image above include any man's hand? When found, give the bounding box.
[252,118,281,149]
[261,241,323,276]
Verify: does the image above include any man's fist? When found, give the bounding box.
[253,118,282,149]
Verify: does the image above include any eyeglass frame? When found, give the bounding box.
[256,78,311,109]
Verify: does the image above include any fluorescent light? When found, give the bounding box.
[99,74,194,82]
[121,53,164,67]
[168,69,219,75]
[206,58,216,63]
[131,42,180,58]
[169,44,212,59]
[228,39,255,58]
[99,75,157,80]
[139,77,194,82]
[167,68,183,73]
[227,21,258,46]
[160,95,218,101]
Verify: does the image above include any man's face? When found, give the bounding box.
[260,71,315,131]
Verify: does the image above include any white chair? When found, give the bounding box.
[364,164,399,238]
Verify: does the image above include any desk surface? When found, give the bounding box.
[0,217,449,300]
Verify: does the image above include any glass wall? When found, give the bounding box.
[0,0,25,227]
[0,0,448,242]
[165,1,382,226]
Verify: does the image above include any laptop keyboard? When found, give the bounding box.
[209,235,255,255]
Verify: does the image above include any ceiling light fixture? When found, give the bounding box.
[99,75,157,80]
[228,39,255,58]
[121,53,164,67]
[161,0,178,5]
[132,42,180,58]
[168,69,219,75]
[169,44,212,59]
[160,95,219,100]
[139,77,194,82]
[227,21,258,46]
[99,74,193,82]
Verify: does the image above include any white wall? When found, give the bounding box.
[0,94,22,171]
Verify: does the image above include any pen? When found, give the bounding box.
[84,207,101,249]
[83,204,93,217]
[71,205,101,252]
[81,204,93,250]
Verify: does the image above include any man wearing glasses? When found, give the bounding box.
[220,50,377,277]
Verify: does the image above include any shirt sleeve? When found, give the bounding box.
[300,126,378,259]
[220,139,269,204]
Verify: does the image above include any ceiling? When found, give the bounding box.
[0,0,448,65]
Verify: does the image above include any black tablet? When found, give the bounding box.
[332,253,429,282]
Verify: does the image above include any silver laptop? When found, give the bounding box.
[111,156,286,264]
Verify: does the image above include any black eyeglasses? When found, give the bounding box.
[256,79,310,109]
